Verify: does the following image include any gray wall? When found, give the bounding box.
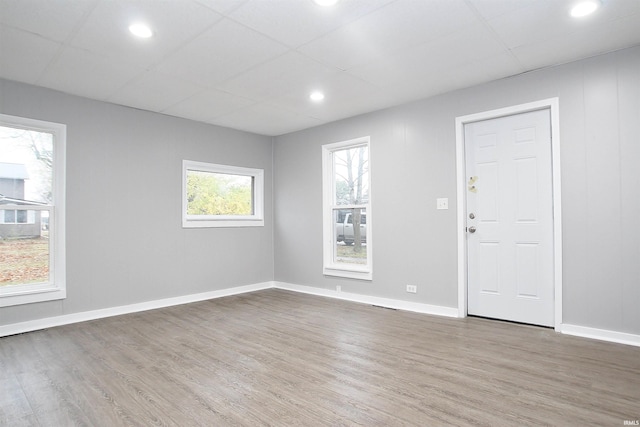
[2,46,638,337]
[274,46,640,335]
[0,79,274,325]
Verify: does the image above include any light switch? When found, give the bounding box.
[437,198,448,210]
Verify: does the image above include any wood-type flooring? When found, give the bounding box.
[1,289,639,426]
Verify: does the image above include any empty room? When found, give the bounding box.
[1,0,639,425]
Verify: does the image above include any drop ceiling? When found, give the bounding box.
[1,0,639,136]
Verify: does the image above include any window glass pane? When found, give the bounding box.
[16,210,27,223]
[4,210,15,223]
[333,208,367,265]
[186,170,253,216]
[1,125,53,287]
[0,126,53,205]
[0,209,50,286]
[333,145,369,206]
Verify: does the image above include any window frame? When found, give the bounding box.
[322,136,373,280]
[182,160,264,228]
[0,114,66,307]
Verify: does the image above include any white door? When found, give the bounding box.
[465,109,554,327]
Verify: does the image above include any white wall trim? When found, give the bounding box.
[274,281,459,318]
[1,280,458,337]
[455,98,563,330]
[560,324,640,347]
[0,282,274,337]
[5,280,638,348]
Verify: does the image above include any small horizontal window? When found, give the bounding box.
[182,160,264,228]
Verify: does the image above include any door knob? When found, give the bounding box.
[468,226,476,233]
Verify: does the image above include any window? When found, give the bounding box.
[0,114,66,307]
[182,160,264,228]
[322,137,372,280]
[1,209,36,224]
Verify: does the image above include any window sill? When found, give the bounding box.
[323,267,372,281]
[0,285,66,307]
[182,219,264,228]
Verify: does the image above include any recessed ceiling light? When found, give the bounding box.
[129,22,153,38]
[310,91,325,102]
[313,0,338,6]
[570,0,600,17]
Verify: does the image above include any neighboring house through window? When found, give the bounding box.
[0,114,66,307]
[322,136,372,280]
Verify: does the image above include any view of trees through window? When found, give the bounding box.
[0,125,53,286]
[186,170,253,216]
[333,144,369,265]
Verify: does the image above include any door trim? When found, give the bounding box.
[455,98,562,330]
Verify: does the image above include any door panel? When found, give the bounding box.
[515,242,539,297]
[478,242,499,294]
[465,109,554,327]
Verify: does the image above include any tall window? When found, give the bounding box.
[0,114,66,307]
[182,160,264,228]
[322,137,372,280]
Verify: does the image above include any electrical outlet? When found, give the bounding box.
[406,285,417,293]
[436,198,449,210]
[336,285,342,292]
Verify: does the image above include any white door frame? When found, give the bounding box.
[455,98,563,330]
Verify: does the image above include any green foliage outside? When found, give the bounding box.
[187,171,252,216]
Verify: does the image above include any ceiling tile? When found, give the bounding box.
[156,18,289,87]
[1,0,640,136]
[0,26,61,84]
[227,0,396,48]
[107,70,203,113]
[193,0,249,15]
[68,0,223,67]
[512,13,640,70]
[218,51,338,101]
[39,46,145,100]
[271,72,383,121]
[467,0,540,21]
[0,0,98,43]
[298,0,479,70]
[349,23,507,88]
[485,1,584,50]
[211,102,323,136]
[163,89,256,124]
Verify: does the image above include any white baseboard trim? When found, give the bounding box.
[560,324,640,347]
[4,280,638,349]
[0,281,273,337]
[273,281,459,318]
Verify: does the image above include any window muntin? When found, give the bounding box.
[322,137,372,280]
[182,160,264,228]
[0,114,66,307]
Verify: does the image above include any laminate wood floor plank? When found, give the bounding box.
[1,289,639,426]
[0,374,34,424]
